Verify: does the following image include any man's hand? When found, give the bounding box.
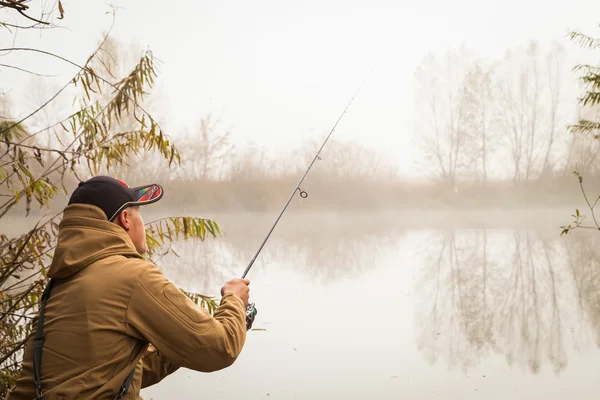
[221,278,250,306]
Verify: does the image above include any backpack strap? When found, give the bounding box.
[33,279,54,400]
[114,367,136,400]
[31,279,139,400]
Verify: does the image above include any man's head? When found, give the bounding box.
[67,175,164,254]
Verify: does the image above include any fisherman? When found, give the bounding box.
[6,175,251,400]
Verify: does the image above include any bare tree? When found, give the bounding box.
[539,42,567,176]
[459,62,497,184]
[413,47,476,189]
[178,114,235,182]
[495,41,569,183]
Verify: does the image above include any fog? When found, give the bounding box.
[4,0,600,398]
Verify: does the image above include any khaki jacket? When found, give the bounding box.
[6,204,247,399]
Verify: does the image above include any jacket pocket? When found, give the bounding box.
[163,285,209,324]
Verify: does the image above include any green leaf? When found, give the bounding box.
[144,217,221,258]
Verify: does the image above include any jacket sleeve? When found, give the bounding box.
[125,263,247,373]
[140,344,180,388]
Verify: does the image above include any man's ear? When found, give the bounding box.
[116,209,130,231]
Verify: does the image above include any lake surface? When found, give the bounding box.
[132,209,600,399]
[5,208,600,399]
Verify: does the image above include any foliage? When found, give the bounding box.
[561,28,600,235]
[144,216,221,259]
[180,288,219,316]
[567,31,600,136]
[560,170,600,235]
[0,6,221,396]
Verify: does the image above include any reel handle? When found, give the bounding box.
[246,302,257,331]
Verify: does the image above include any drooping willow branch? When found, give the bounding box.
[0,46,162,139]
[0,22,173,216]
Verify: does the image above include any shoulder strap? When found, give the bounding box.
[114,367,136,400]
[32,279,138,400]
[33,279,54,400]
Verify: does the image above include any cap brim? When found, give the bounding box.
[131,183,164,206]
[107,183,164,221]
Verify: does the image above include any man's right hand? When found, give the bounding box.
[221,278,250,306]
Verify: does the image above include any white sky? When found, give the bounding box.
[2,0,600,178]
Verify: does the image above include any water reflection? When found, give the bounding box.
[565,233,600,349]
[152,212,405,293]
[147,211,600,379]
[416,229,600,376]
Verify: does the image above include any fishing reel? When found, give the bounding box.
[246,302,257,331]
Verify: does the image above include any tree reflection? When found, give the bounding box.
[416,229,496,372]
[150,212,600,378]
[415,229,598,375]
[564,233,600,350]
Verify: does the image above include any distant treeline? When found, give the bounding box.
[4,113,597,217]
[9,138,588,216]
[2,112,596,216]
[147,172,587,212]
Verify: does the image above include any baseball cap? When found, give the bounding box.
[68,175,164,221]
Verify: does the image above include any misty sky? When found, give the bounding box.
[2,0,600,179]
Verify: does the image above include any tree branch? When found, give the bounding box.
[0,1,28,12]
[0,43,161,142]
[0,282,40,323]
[0,13,116,137]
[0,62,58,77]
[0,331,34,366]
[1,130,145,154]
[0,73,73,138]
[0,21,55,30]
[0,0,52,25]
[17,8,49,25]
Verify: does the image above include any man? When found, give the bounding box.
[6,175,251,400]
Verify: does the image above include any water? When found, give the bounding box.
[5,208,600,398]
[134,210,600,399]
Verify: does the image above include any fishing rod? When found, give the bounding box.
[243,75,369,330]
